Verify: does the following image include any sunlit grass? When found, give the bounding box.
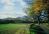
[0,23,30,34]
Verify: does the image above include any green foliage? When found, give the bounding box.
[26,0,49,23]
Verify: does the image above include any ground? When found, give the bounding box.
[0,23,49,34]
[0,23,30,34]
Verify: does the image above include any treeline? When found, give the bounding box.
[0,18,33,24]
[0,16,49,24]
[0,19,15,24]
[0,19,48,24]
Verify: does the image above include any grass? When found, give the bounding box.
[0,23,48,34]
[0,23,30,34]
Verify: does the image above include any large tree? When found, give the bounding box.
[26,0,49,24]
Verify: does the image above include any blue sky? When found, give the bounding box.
[0,0,28,19]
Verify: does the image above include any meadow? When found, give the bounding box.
[0,24,30,34]
[0,23,49,34]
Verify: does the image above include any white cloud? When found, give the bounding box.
[0,0,27,19]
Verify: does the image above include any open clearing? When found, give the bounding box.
[0,24,30,34]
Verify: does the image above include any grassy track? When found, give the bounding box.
[0,24,30,34]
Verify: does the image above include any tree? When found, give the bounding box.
[43,0,49,22]
[26,0,49,24]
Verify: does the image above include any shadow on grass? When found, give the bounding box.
[29,24,46,34]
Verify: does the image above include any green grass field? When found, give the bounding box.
[0,24,30,34]
[0,23,48,34]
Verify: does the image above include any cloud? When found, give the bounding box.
[0,0,27,19]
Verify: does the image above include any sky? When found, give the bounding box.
[0,0,28,19]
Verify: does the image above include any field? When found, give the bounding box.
[0,23,49,34]
[0,24,30,34]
